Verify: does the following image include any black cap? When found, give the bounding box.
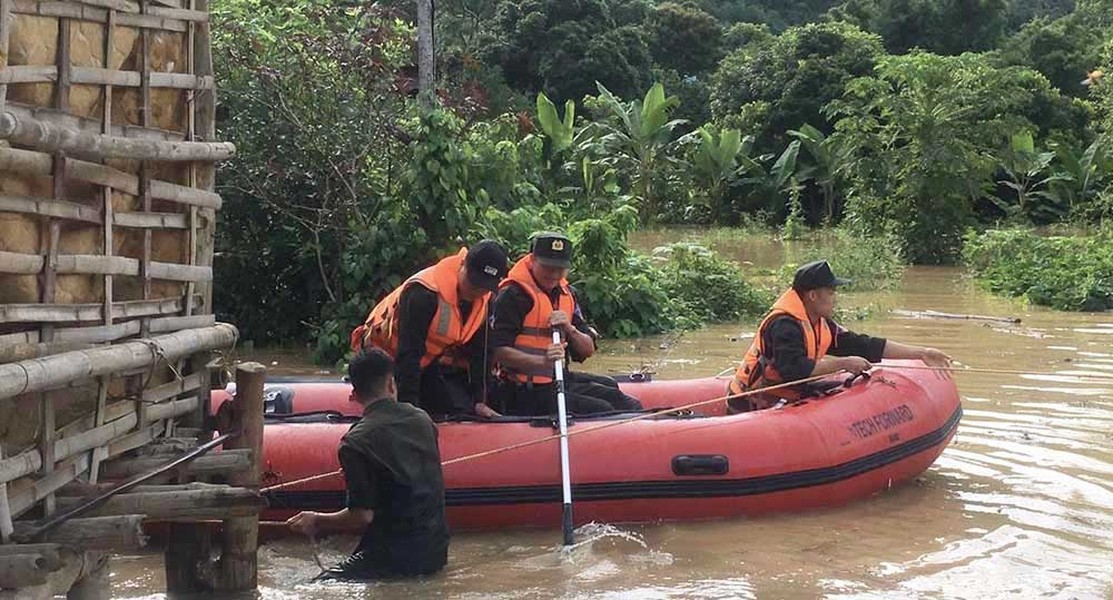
[792,260,851,291]
[531,232,573,268]
[464,240,509,292]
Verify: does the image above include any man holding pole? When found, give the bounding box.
[490,233,643,416]
[727,259,953,413]
[286,348,450,580]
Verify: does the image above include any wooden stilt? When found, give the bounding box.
[215,363,264,592]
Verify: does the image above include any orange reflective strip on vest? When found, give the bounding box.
[729,288,833,409]
[498,254,575,385]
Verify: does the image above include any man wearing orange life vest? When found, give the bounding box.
[350,241,509,418]
[727,260,952,413]
[490,233,643,416]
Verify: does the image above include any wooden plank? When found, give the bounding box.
[53,320,141,343]
[0,330,38,345]
[107,420,163,457]
[148,314,214,333]
[0,147,224,208]
[114,10,187,31]
[0,398,198,483]
[142,371,203,404]
[38,392,56,515]
[0,250,44,274]
[113,211,188,228]
[13,515,146,551]
[9,453,89,517]
[0,449,12,542]
[0,295,201,323]
[54,254,140,276]
[67,68,214,90]
[0,65,57,84]
[100,449,250,480]
[0,111,235,159]
[55,487,263,520]
[146,5,204,21]
[0,193,102,223]
[147,261,211,282]
[0,0,12,116]
[89,377,109,483]
[7,102,186,142]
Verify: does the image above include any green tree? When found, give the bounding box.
[647,2,725,75]
[486,0,654,103]
[996,7,1108,97]
[831,53,1008,263]
[830,0,1008,55]
[710,22,884,152]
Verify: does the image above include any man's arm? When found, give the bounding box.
[880,340,952,367]
[766,318,869,380]
[558,287,596,362]
[286,443,379,535]
[490,285,565,376]
[394,285,439,405]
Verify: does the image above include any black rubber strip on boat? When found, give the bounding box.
[265,404,962,509]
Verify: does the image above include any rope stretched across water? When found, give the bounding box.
[258,370,845,494]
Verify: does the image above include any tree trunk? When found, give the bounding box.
[416,0,435,102]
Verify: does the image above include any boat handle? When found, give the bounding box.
[672,454,729,476]
[843,371,872,388]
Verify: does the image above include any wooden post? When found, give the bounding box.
[0,448,12,542]
[215,362,264,592]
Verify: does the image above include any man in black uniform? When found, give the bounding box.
[726,259,952,412]
[490,232,643,416]
[287,348,450,580]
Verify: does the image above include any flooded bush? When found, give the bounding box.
[655,243,773,324]
[964,229,1113,311]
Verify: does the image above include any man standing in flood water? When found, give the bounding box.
[727,259,952,412]
[286,348,449,580]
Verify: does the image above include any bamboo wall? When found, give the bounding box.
[0,0,249,596]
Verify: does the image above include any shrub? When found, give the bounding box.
[963,228,1113,311]
[655,243,773,324]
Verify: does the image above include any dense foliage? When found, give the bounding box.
[964,228,1113,310]
[210,0,1113,359]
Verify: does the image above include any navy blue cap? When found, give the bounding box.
[793,260,851,291]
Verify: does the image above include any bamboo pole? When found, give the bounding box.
[216,363,264,592]
[0,448,12,542]
[0,323,237,400]
[0,111,235,160]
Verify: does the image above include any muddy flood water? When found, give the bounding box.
[112,232,1112,599]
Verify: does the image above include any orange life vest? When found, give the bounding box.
[498,254,575,385]
[350,248,489,370]
[727,288,834,411]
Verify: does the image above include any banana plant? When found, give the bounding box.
[996,131,1068,221]
[1047,135,1110,215]
[788,123,851,223]
[591,82,689,223]
[737,140,802,216]
[680,125,751,219]
[536,92,576,152]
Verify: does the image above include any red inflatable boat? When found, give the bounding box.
[215,360,961,530]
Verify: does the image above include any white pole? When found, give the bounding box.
[551,328,574,545]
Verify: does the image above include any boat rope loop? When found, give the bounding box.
[258,370,847,494]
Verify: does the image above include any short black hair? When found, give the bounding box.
[347,348,394,400]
